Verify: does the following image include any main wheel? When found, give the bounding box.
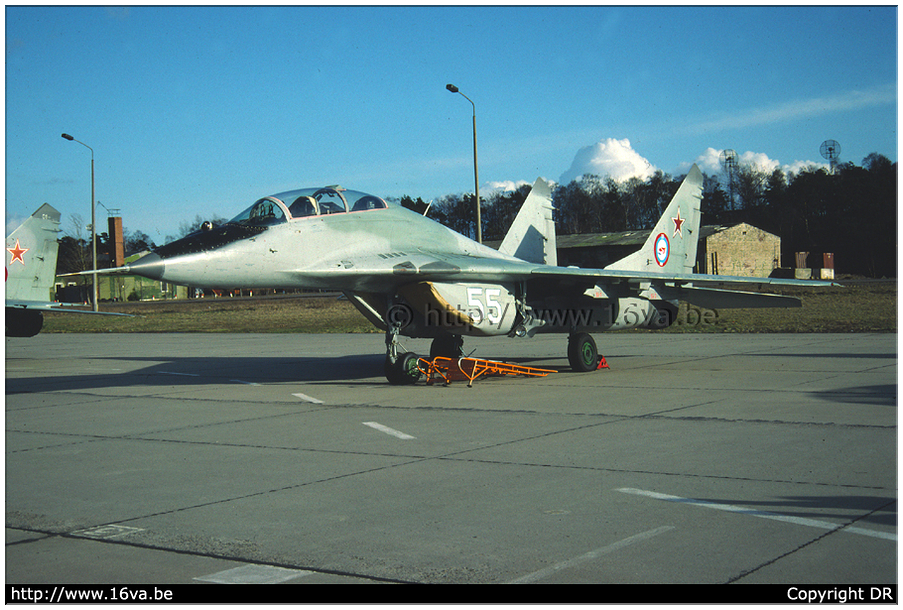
[385,352,423,385]
[567,332,598,372]
[6,308,44,338]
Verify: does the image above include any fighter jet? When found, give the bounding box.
[6,204,128,337]
[88,165,833,383]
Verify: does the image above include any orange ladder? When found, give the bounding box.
[417,356,556,387]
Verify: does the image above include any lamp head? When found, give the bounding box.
[61,133,74,141]
[446,84,459,93]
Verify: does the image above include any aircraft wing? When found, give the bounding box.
[529,264,836,287]
[529,265,836,308]
[284,248,834,308]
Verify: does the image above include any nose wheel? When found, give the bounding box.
[385,352,422,385]
[384,323,422,385]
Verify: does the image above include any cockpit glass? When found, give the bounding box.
[313,188,347,214]
[229,187,389,225]
[288,195,317,218]
[228,197,288,227]
[348,192,388,211]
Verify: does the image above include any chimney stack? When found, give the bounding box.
[108,216,124,268]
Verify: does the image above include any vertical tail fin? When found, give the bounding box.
[606,164,703,274]
[6,204,62,303]
[499,177,557,265]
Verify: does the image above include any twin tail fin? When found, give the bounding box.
[605,164,703,274]
[499,177,557,266]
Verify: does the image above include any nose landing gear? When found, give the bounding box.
[384,323,422,385]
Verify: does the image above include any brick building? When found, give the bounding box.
[696,223,782,277]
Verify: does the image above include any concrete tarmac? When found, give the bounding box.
[5,332,897,590]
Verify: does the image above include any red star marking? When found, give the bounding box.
[672,209,685,237]
[7,239,28,265]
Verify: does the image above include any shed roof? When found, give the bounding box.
[554,225,731,249]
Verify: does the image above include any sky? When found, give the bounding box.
[5,5,898,245]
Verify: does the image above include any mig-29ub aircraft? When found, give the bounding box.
[6,203,128,337]
[87,164,833,383]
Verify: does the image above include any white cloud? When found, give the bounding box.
[687,147,828,179]
[559,138,658,185]
[484,179,530,193]
[782,159,829,175]
[690,148,725,175]
[739,151,781,173]
[553,142,832,196]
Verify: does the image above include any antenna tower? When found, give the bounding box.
[719,149,737,210]
[820,140,841,174]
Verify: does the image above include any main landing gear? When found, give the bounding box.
[384,326,607,385]
[568,332,607,372]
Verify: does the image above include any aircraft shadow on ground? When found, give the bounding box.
[6,354,390,394]
[697,495,897,529]
[746,352,897,360]
[810,384,897,406]
[5,352,584,395]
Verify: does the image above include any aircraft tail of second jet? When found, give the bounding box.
[6,204,62,303]
[606,164,703,275]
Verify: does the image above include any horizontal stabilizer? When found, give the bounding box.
[659,285,802,309]
[6,301,132,315]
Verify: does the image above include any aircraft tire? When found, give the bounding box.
[385,352,422,385]
[568,332,598,372]
[6,308,44,338]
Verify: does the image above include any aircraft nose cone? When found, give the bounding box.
[128,252,165,280]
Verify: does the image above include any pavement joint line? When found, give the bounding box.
[7,525,414,584]
[616,488,896,541]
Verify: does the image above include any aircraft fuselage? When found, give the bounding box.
[127,193,671,339]
[133,204,512,291]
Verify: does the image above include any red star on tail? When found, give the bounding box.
[672,210,685,236]
[7,239,28,265]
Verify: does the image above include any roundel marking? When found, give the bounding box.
[654,232,670,267]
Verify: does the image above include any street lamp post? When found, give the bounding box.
[61,133,99,311]
[446,83,481,244]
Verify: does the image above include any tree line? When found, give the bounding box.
[400,152,896,278]
[58,152,895,279]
